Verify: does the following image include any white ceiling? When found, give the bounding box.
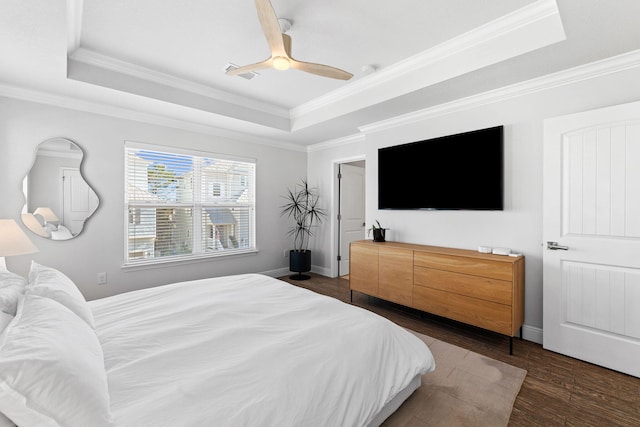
[1,0,640,147]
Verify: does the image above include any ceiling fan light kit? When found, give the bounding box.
[272,56,291,70]
[226,0,352,80]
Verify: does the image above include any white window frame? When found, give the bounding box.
[123,141,257,267]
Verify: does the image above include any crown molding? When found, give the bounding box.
[66,0,83,55]
[291,0,563,122]
[306,133,365,153]
[358,49,640,135]
[68,48,290,120]
[66,0,288,120]
[63,0,562,136]
[0,83,306,152]
[37,149,83,160]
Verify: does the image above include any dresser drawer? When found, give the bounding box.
[414,266,512,305]
[413,286,513,335]
[349,243,379,296]
[378,247,413,306]
[414,251,512,281]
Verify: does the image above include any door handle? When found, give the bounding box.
[547,241,569,251]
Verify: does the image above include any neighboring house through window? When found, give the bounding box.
[124,142,256,265]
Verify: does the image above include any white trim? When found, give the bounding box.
[522,324,543,344]
[123,144,258,267]
[121,249,260,271]
[124,140,257,165]
[69,47,290,120]
[2,41,640,153]
[290,0,564,122]
[330,155,367,278]
[307,133,365,153]
[36,149,82,160]
[260,267,291,278]
[332,155,367,165]
[359,49,640,134]
[0,83,306,153]
[59,167,80,227]
[311,264,333,278]
[66,0,83,55]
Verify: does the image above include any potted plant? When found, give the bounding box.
[281,179,326,280]
[367,220,387,242]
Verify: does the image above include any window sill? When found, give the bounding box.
[121,248,259,271]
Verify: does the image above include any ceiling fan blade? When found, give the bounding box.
[290,59,353,81]
[282,33,292,58]
[255,0,287,56]
[226,58,273,76]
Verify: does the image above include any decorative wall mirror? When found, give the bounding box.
[22,138,99,240]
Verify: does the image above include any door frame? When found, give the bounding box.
[331,156,366,278]
[59,166,80,226]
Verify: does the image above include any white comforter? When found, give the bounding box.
[89,274,435,427]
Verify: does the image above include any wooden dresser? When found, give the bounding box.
[349,240,524,352]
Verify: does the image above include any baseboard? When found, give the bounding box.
[262,265,332,279]
[259,267,291,278]
[311,264,333,277]
[522,324,543,344]
[262,266,332,278]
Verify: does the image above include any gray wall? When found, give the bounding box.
[0,98,306,300]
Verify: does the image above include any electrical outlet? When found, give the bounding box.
[97,272,107,285]
[284,249,289,258]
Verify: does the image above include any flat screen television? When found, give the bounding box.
[378,125,503,210]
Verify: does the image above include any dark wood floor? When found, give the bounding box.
[279,273,640,426]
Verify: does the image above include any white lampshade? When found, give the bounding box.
[21,213,51,237]
[0,219,39,257]
[34,207,59,223]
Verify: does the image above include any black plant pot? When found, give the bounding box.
[372,228,386,242]
[289,250,312,280]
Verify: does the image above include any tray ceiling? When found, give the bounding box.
[2,0,640,146]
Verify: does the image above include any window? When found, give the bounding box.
[211,183,222,197]
[124,142,256,265]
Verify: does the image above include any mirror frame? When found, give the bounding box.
[22,137,99,240]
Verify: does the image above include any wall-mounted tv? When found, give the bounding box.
[378,125,503,210]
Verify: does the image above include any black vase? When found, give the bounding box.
[372,228,386,242]
[289,250,312,280]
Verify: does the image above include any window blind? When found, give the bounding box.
[125,144,256,265]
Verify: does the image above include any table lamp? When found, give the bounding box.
[34,207,59,224]
[0,219,39,269]
[21,213,51,237]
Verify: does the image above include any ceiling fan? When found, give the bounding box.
[226,0,353,80]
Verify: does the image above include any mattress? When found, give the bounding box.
[89,273,435,426]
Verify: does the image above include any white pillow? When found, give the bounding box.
[43,223,58,232]
[0,293,113,427]
[51,225,73,240]
[28,261,95,328]
[0,268,26,316]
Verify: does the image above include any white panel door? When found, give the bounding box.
[543,100,640,377]
[339,163,365,275]
[62,168,99,235]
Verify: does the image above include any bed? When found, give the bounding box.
[0,263,435,427]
